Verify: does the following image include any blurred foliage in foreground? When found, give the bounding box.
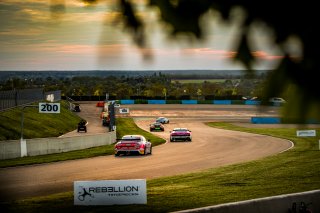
[51,0,320,123]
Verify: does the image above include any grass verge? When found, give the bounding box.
[3,122,320,212]
[116,117,166,147]
[0,118,165,168]
[0,101,82,140]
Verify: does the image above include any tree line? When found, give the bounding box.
[0,73,265,100]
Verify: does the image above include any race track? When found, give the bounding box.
[0,103,292,202]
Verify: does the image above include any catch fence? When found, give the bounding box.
[0,89,61,111]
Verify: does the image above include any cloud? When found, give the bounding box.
[181,48,236,59]
[0,0,283,71]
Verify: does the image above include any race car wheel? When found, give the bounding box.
[141,147,147,156]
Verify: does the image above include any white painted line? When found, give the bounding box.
[278,139,294,154]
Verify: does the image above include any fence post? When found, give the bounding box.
[14,89,18,107]
[20,105,38,157]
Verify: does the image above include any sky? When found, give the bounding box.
[0,0,284,71]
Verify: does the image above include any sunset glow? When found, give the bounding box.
[0,0,282,70]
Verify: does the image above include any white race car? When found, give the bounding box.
[114,135,152,156]
[170,128,192,142]
[156,117,169,124]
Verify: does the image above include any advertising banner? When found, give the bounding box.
[296,130,316,137]
[74,179,147,206]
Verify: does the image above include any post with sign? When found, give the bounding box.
[20,103,60,157]
[296,129,319,151]
[39,102,60,113]
[20,107,26,157]
[20,105,38,157]
[108,102,115,132]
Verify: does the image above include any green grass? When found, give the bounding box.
[4,122,320,212]
[0,145,116,168]
[116,117,166,147]
[0,101,82,140]
[0,118,165,168]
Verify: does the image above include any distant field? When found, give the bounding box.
[171,79,232,84]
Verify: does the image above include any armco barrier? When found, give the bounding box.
[117,100,263,105]
[120,100,135,104]
[251,117,281,124]
[181,100,198,104]
[245,100,261,105]
[231,100,245,105]
[0,131,116,160]
[173,189,320,213]
[148,100,166,104]
[213,100,232,105]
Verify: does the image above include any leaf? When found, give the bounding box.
[234,32,254,71]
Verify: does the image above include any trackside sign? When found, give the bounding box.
[296,130,316,137]
[74,179,147,205]
[119,108,130,114]
[39,102,60,113]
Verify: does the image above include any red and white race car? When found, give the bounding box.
[96,101,105,107]
[114,135,152,156]
[170,128,192,142]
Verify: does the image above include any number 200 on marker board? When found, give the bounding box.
[39,103,60,113]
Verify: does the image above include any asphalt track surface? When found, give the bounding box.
[0,103,293,202]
